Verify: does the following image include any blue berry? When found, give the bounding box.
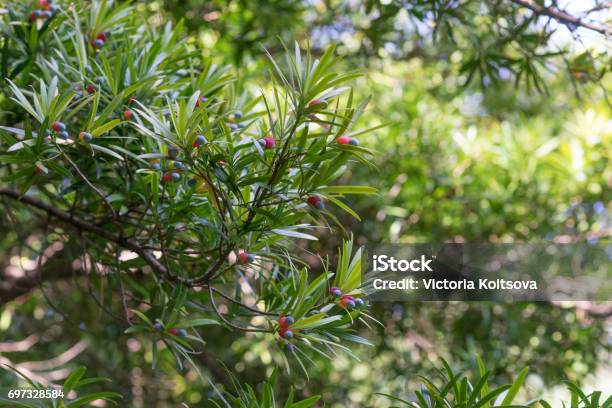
[346,300,355,309]
[153,322,162,332]
[348,138,359,146]
[58,131,69,140]
[247,253,256,262]
[285,343,295,352]
[229,123,239,131]
[282,330,294,340]
[234,111,243,119]
[168,146,179,159]
[354,298,365,309]
[314,201,324,211]
[178,329,187,338]
[171,172,181,181]
[151,162,161,170]
[187,178,197,187]
[284,316,295,326]
[92,39,104,48]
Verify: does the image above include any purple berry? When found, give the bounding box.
[153,322,162,332]
[282,330,294,340]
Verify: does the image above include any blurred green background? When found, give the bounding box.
[1,0,610,406]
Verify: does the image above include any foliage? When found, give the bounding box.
[0,0,610,407]
[378,357,612,408]
[160,0,611,91]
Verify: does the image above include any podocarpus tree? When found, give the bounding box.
[0,0,379,403]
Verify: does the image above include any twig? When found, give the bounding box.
[510,0,612,35]
[208,286,270,332]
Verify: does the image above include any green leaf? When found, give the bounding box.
[501,367,528,405]
[63,367,87,393]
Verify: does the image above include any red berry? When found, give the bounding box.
[51,121,65,132]
[238,251,250,264]
[86,84,95,94]
[30,11,38,22]
[307,196,321,206]
[168,328,179,336]
[263,136,275,149]
[38,0,49,7]
[336,136,350,145]
[96,32,107,42]
[162,172,173,182]
[123,110,133,120]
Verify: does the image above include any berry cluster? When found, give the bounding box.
[278,315,295,341]
[29,0,58,21]
[51,121,69,140]
[153,323,187,338]
[149,146,189,183]
[329,287,365,310]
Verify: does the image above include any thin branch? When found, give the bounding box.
[208,286,270,332]
[208,285,279,316]
[510,0,612,35]
[0,188,173,283]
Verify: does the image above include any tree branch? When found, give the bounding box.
[510,0,612,35]
[0,251,76,304]
[0,188,172,282]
